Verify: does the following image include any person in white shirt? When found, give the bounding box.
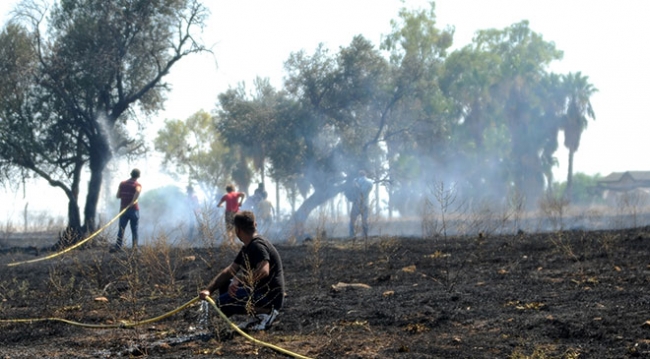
[349,170,373,238]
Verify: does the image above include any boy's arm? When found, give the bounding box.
[204,262,240,296]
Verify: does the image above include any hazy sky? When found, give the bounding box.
[1,0,649,220]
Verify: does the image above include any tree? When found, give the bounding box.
[536,73,567,192]
[0,24,36,187]
[154,110,233,201]
[281,36,395,230]
[216,3,456,226]
[0,22,88,231]
[470,21,564,207]
[380,2,454,215]
[215,77,283,192]
[441,44,515,202]
[562,72,597,200]
[0,0,209,244]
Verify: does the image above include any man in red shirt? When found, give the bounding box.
[217,184,245,244]
[112,168,142,252]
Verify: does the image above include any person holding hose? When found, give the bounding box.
[199,210,285,331]
[112,168,142,252]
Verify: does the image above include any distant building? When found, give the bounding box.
[597,171,650,204]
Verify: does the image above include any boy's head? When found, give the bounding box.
[233,211,256,235]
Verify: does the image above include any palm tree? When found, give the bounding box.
[562,72,597,200]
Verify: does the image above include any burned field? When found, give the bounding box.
[1,228,650,358]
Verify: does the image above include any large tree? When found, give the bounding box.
[280,36,395,230]
[380,2,453,215]
[470,21,564,207]
[536,73,567,192]
[440,45,507,200]
[215,77,284,192]
[216,3,454,226]
[0,0,209,244]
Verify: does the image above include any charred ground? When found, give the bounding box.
[1,228,650,358]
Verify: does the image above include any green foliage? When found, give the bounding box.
[283,36,393,179]
[0,24,35,100]
[476,21,564,206]
[554,172,603,205]
[562,72,597,152]
[561,72,597,199]
[0,0,209,235]
[215,77,286,191]
[0,23,40,184]
[210,4,598,221]
[154,110,233,199]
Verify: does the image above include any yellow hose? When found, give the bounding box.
[0,295,314,359]
[0,295,198,328]
[3,198,313,358]
[7,201,137,267]
[204,296,313,359]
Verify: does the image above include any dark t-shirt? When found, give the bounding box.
[234,236,285,309]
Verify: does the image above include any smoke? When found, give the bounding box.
[136,186,188,242]
[2,153,644,247]
[0,111,636,244]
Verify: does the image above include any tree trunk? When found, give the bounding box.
[53,189,82,249]
[67,197,82,229]
[565,149,575,201]
[388,180,393,219]
[57,196,83,248]
[54,155,84,249]
[290,184,342,239]
[83,166,104,233]
[545,169,554,195]
[23,203,28,232]
[374,182,380,217]
[275,181,281,221]
[83,134,112,234]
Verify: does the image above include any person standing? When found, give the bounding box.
[256,191,275,233]
[242,182,265,213]
[349,170,373,238]
[199,210,285,331]
[252,183,266,208]
[112,168,142,252]
[217,184,245,244]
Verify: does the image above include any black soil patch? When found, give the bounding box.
[1,228,650,358]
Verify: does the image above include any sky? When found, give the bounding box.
[1,0,649,223]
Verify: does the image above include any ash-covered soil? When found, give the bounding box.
[1,228,650,358]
